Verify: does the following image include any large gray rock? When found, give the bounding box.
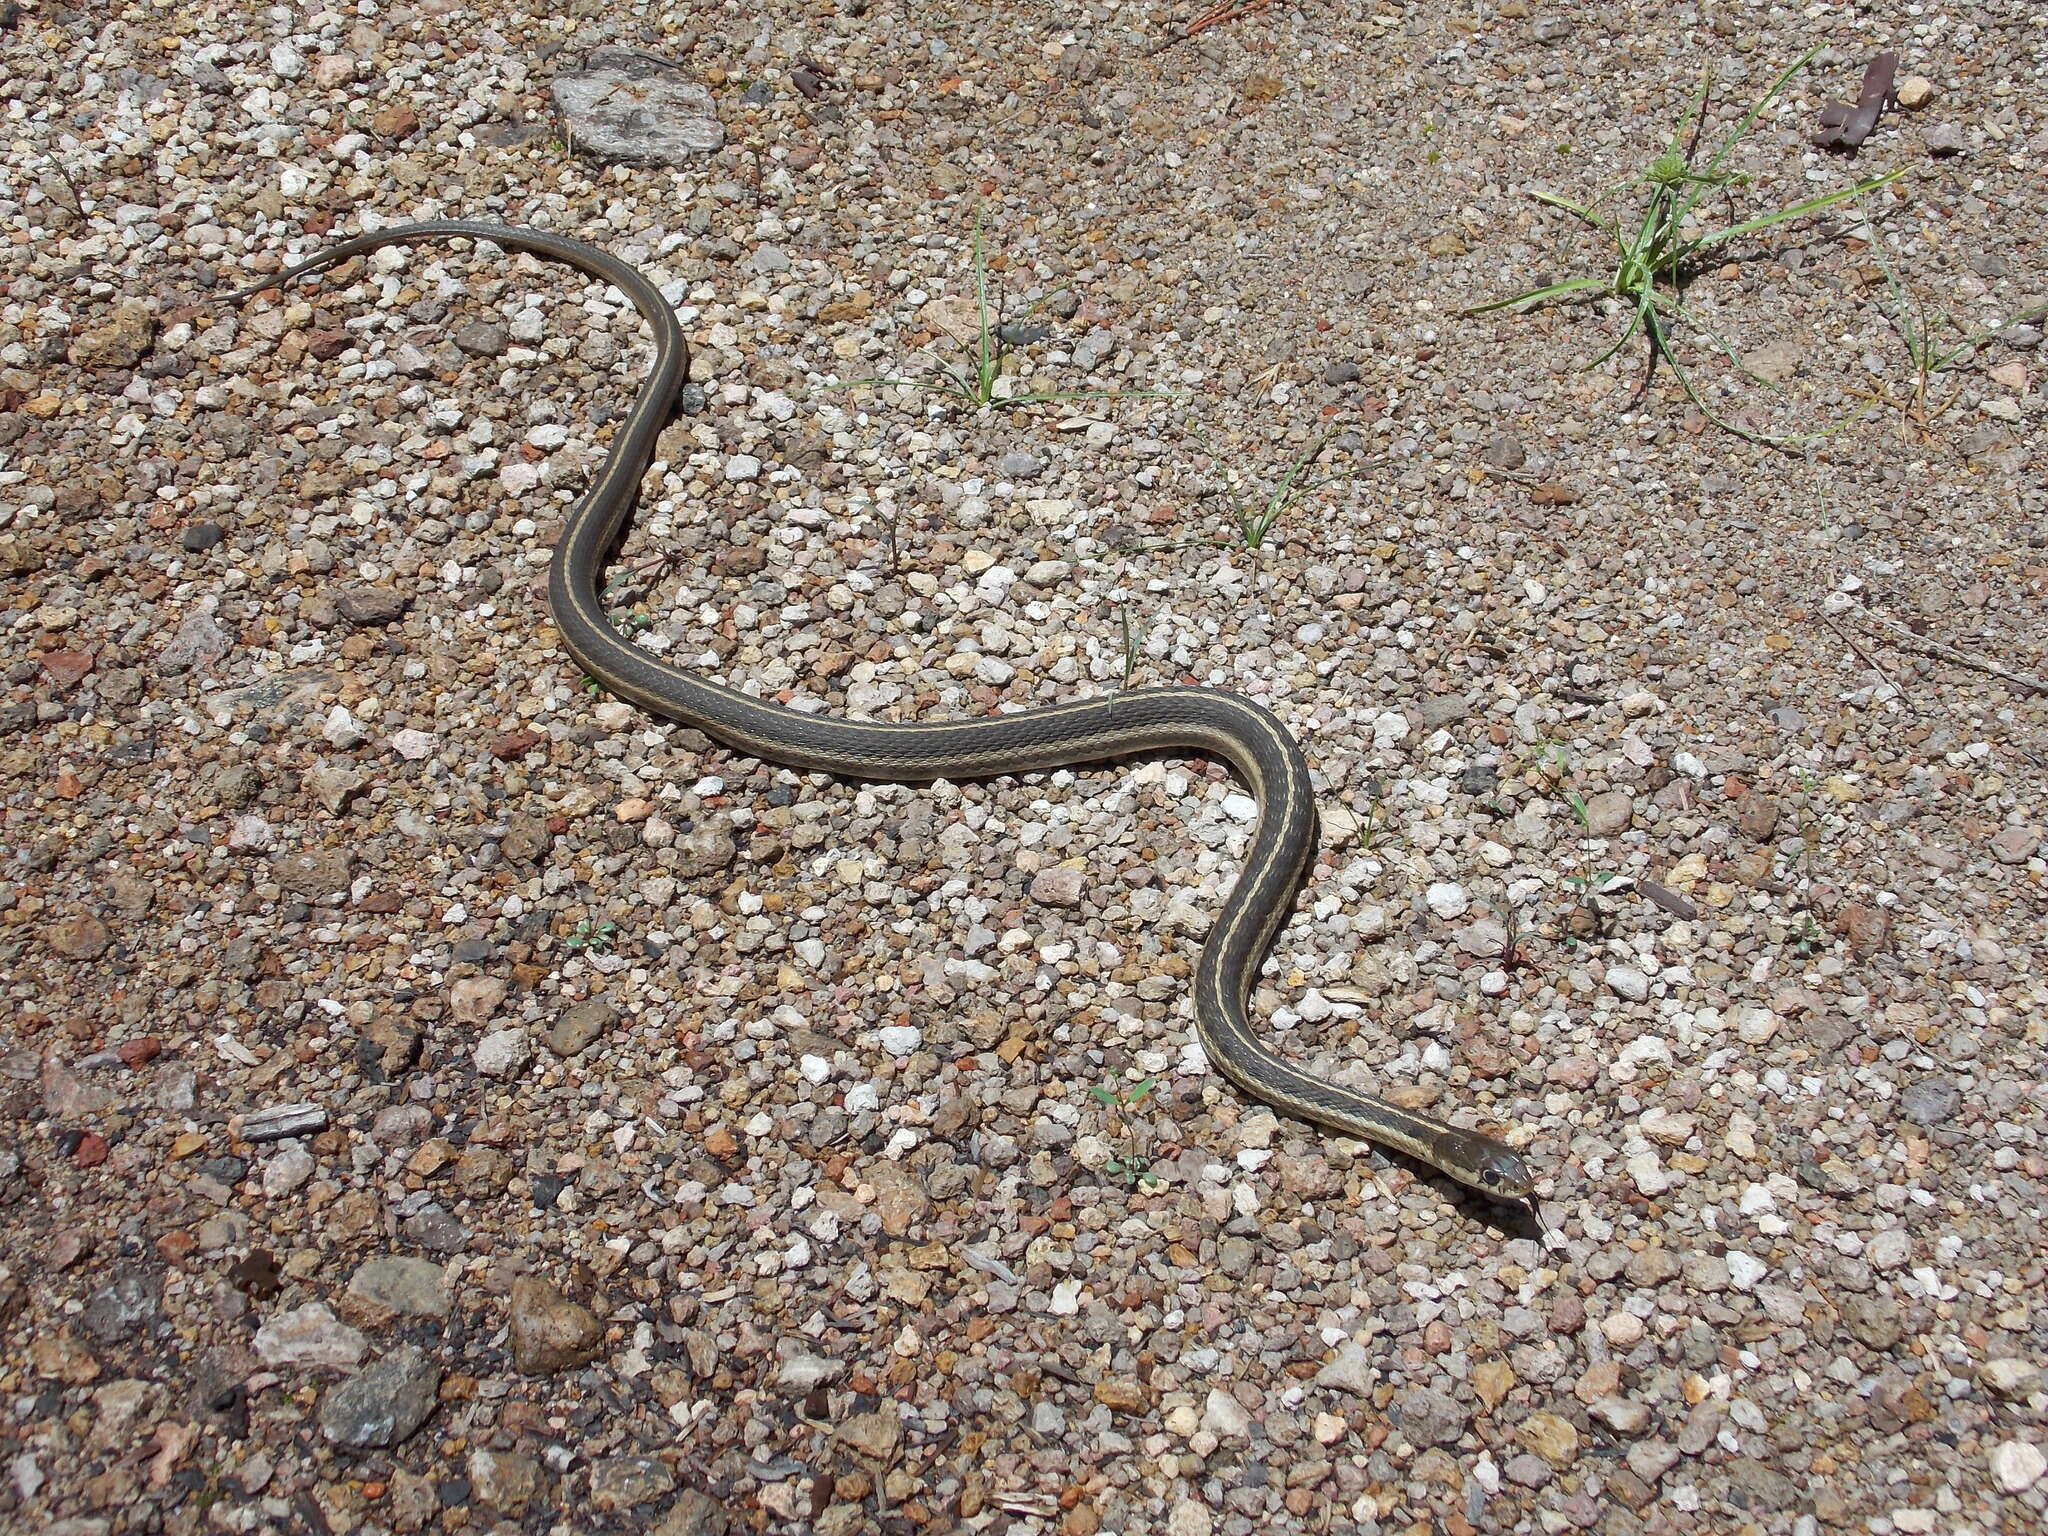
[551,50,723,165]
[318,1346,440,1448]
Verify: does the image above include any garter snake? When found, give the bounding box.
[231,220,1534,1203]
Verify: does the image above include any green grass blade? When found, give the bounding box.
[1581,301,1649,372]
[1529,187,1611,231]
[972,215,995,403]
[1464,277,1607,315]
[1676,44,1824,222]
[1927,301,2048,372]
[1685,169,1907,256]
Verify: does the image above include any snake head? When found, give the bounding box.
[1440,1133,1536,1202]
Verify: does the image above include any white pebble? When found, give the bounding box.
[1221,793,1257,823]
[322,706,366,748]
[724,454,763,481]
[1201,1388,1251,1438]
[228,814,276,852]
[388,728,438,761]
[1732,1005,1779,1045]
[1725,1251,1768,1291]
[1606,965,1650,1001]
[1426,882,1469,919]
[1626,1152,1670,1195]
[474,1029,532,1078]
[1990,1440,2046,1493]
[877,1026,921,1058]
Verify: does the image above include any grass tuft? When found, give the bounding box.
[1466,47,1906,445]
[825,215,1152,414]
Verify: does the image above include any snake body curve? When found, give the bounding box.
[230,221,1534,1202]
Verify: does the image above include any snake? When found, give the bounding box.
[228,220,1535,1204]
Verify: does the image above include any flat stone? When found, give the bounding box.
[1991,1439,2047,1493]
[508,1277,604,1374]
[273,850,352,898]
[1410,693,1469,730]
[1582,789,1634,836]
[474,1028,531,1078]
[1315,1341,1375,1396]
[449,976,508,1024]
[264,1146,315,1196]
[1426,882,1469,919]
[334,587,409,625]
[42,1052,112,1118]
[547,999,618,1057]
[400,1204,467,1253]
[1723,1456,1803,1511]
[776,1352,845,1390]
[1030,865,1086,907]
[652,1489,735,1536]
[1735,793,1781,840]
[305,766,363,814]
[1627,1440,1681,1484]
[46,915,112,960]
[837,1402,904,1460]
[1839,1293,1902,1351]
[81,1272,160,1343]
[1979,1358,2042,1400]
[69,299,156,367]
[468,1448,540,1514]
[347,1257,452,1322]
[1589,1396,1653,1435]
[1899,1076,1960,1125]
[1742,338,1804,384]
[318,1347,439,1450]
[551,49,724,164]
[1991,826,2040,864]
[1923,123,1966,156]
[254,1302,368,1369]
[589,1457,676,1511]
[1606,965,1650,1002]
[1200,1388,1251,1438]
[160,612,231,673]
[1392,1386,1468,1447]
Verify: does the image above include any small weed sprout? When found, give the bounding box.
[1781,770,1828,953]
[564,918,618,954]
[826,216,1144,413]
[1195,425,1344,551]
[1116,599,1148,690]
[1493,890,1534,973]
[1542,746,1625,934]
[1352,776,1390,854]
[1466,46,1905,444]
[1863,235,2048,431]
[1088,1074,1161,1186]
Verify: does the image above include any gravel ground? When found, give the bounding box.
[3,3,2046,1534]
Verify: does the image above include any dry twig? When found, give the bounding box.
[1842,605,2048,696]
[1155,0,1288,54]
